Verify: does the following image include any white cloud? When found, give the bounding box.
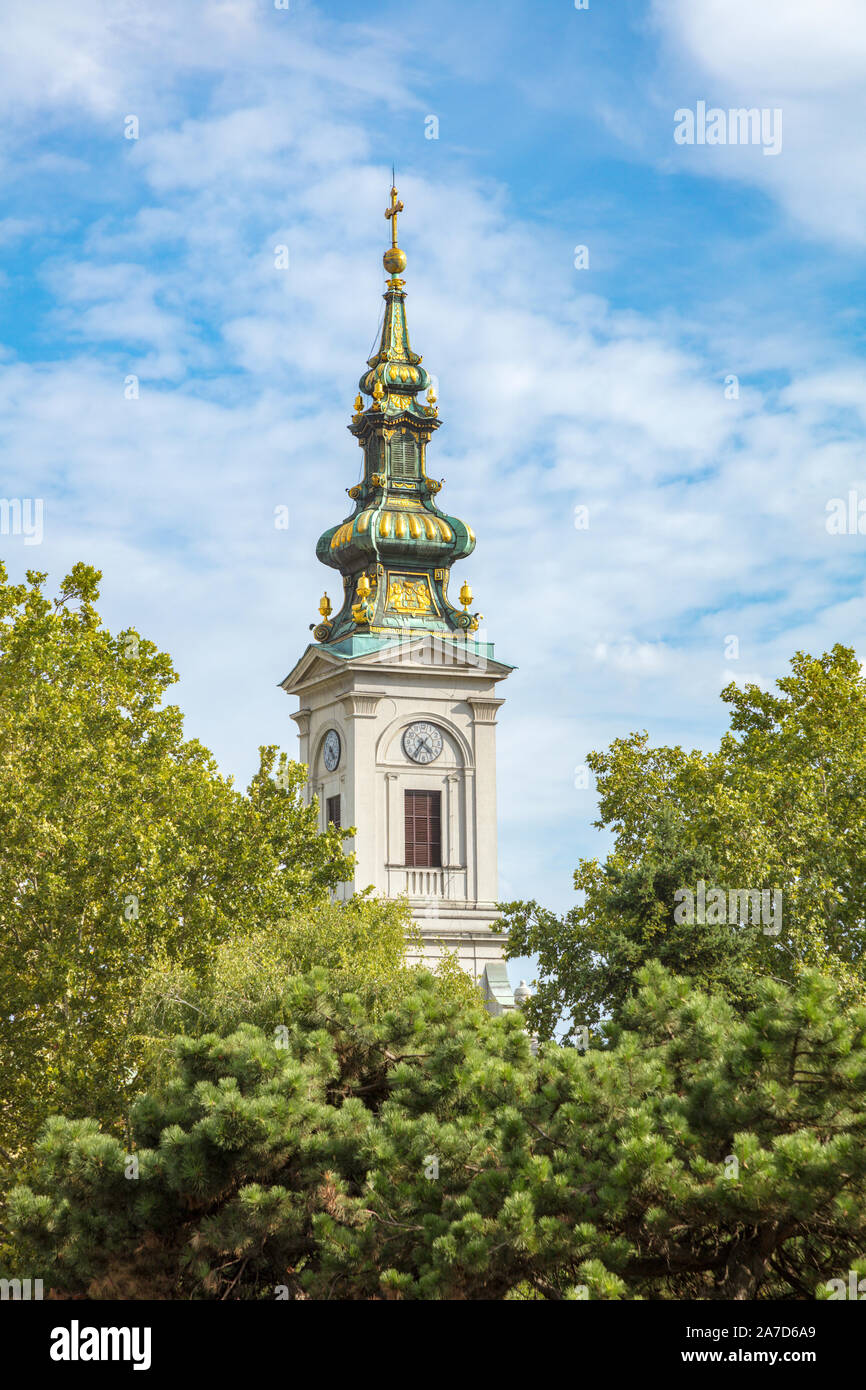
[593,640,671,676]
[653,0,866,94]
[652,0,866,245]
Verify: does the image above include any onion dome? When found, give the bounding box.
[310,183,482,646]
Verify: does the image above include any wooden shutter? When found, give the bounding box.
[404,790,441,867]
[390,434,419,480]
[326,794,341,829]
[365,437,382,477]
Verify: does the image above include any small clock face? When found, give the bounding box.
[403,721,443,765]
[323,729,341,772]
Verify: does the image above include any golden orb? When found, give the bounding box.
[383,246,407,274]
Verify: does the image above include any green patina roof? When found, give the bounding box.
[309,185,483,649]
[324,633,503,663]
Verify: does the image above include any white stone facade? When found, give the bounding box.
[281,633,512,985]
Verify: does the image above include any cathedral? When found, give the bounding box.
[281,185,516,1013]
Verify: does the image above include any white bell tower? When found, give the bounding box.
[280,183,516,1008]
[281,632,513,988]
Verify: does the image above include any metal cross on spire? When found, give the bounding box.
[385,181,404,249]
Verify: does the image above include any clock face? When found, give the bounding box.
[403,721,443,765]
[323,729,341,772]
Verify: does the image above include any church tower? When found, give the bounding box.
[281,185,515,1010]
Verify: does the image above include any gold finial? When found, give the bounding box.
[371,379,384,410]
[383,182,407,275]
[426,386,437,406]
[319,592,333,621]
[352,571,373,624]
[459,580,473,611]
[353,393,363,414]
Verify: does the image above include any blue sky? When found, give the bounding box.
[3,0,866,972]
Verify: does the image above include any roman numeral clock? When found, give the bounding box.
[281,186,516,1013]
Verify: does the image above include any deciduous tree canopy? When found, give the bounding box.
[0,564,351,1159]
[501,647,866,1041]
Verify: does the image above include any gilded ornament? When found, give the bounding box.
[387,576,433,615]
[351,571,375,625]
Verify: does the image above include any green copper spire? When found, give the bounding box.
[311,183,482,646]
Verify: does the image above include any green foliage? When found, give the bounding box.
[0,564,352,1162]
[133,894,479,1087]
[8,965,866,1300]
[502,646,866,1039]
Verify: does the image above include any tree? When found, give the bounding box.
[0,563,352,1162]
[501,646,866,1041]
[133,892,479,1090]
[7,964,866,1300]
